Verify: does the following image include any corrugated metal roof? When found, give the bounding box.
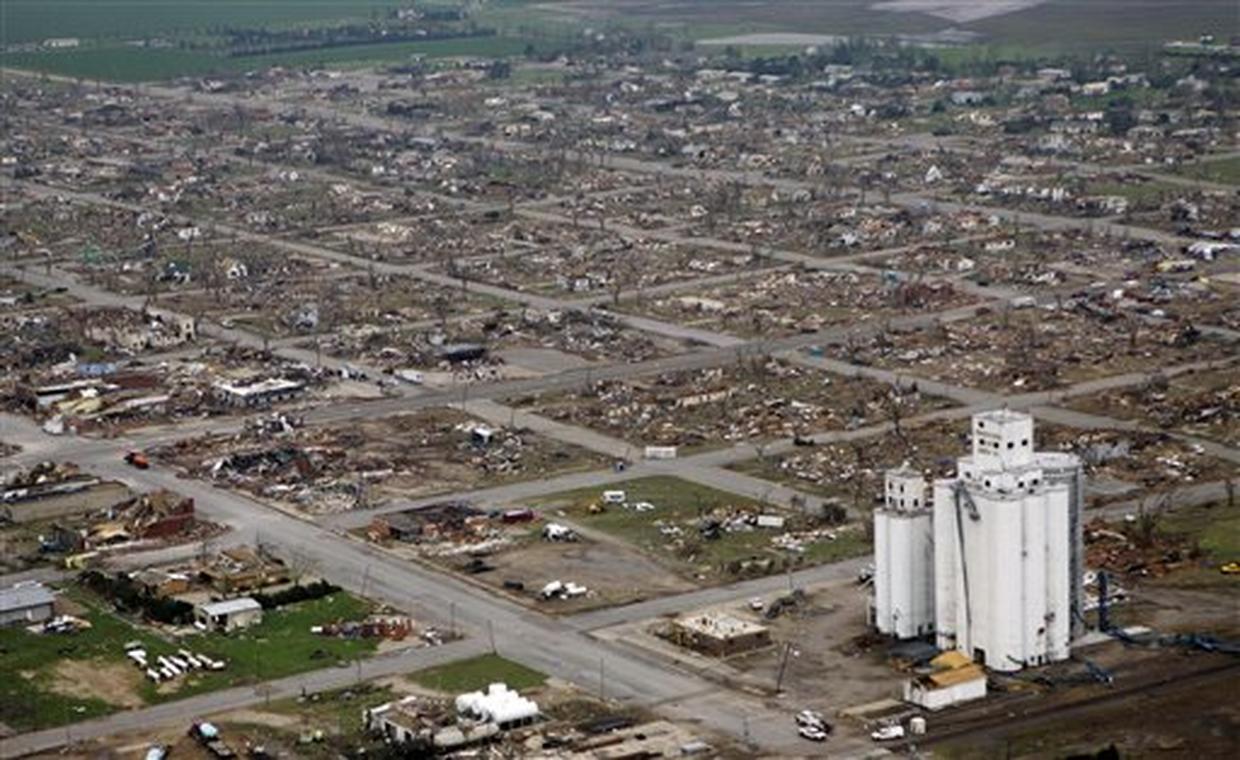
[0,583,55,612]
[928,664,986,688]
[930,650,973,670]
[199,597,262,616]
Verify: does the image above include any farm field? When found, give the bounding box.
[1,1,403,44]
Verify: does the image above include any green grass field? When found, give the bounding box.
[409,653,546,693]
[1171,156,1240,186]
[1151,500,1240,589]
[537,476,869,578]
[2,35,540,82]
[1,1,402,44]
[0,589,379,731]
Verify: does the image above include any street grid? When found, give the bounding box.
[0,66,1237,758]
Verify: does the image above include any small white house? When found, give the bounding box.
[196,597,263,632]
[903,651,987,710]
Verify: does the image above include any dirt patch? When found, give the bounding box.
[441,534,697,613]
[49,660,144,709]
[213,708,300,729]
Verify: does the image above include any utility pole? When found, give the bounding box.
[775,641,793,693]
[488,620,496,654]
[599,657,606,700]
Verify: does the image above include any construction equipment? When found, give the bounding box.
[124,451,150,469]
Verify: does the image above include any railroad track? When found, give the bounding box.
[905,656,1240,749]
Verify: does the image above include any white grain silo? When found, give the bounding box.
[932,410,1077,671]
[873,466,935,639]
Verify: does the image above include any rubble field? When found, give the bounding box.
[535,477,867,586]
[310,306,685,382]
[3,195,214,266]
[1121,187,1240,238]
[510,359,952,452]
[83,240,337,299]
[1067,364,1240,446]
[685,199,1001,256]
[155,408,610,514]
[733,417,1237,510]
[164,168,442,234]
[438,229,772,298]
[829,304,1238,393]
[0,274,79,311]
[550,177,750,231]
[0,304,193,377]
[169,270,504,339]
[621,266,976,339]
[871,230,1159,292]
[4,343,354,436]
[314,212,530,264]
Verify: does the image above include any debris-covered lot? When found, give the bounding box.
[366,503,698,613]
[438,228,772,297]
[535,477,868,586]
[830,304,1236,393]
[511,359,952,451]
[734,417,1237,510]
[621,267,977,338]
[155,409,610,514]
[1066,364,1240,446]
[311,306,685,381]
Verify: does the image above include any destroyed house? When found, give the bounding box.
[212,378,305,408]
[369,502,483,543]
[669,613,772,657]
[436,343,487,363]
[109,490,195,539]
[197,547,288,592]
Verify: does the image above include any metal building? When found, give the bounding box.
[873,466,935,638]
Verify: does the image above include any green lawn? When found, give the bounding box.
[1087,179,1180,208]
[0,589,379,731]
[536,476,868,579]
[169,592,379,698]
[1152,500,1240,589]
[1172,156,1240,186]
[409,653,546,694]
[0,591,166,731]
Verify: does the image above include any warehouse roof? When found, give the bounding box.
[0,583,55,613]
[198,597,262,616]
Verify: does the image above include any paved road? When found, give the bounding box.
[3,65,1237,757]
[0,417,812,757]
[0,639,484,759]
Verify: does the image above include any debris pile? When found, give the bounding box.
[155,410,604,513]
[520,360,942,448]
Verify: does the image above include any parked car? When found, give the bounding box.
[871,724,905,741]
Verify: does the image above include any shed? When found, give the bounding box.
[903,650,988,710]
[0,583,55,627]
[196,597,263,632]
